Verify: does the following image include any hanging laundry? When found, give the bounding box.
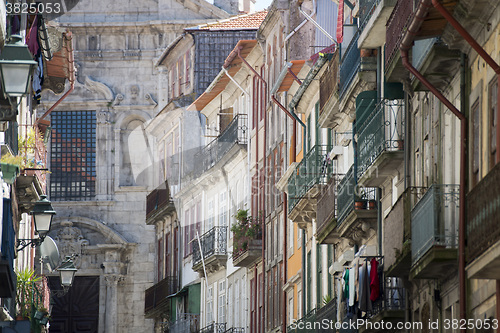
[370,258,380,301]
[27,16,40,56]
[358,262,372,313]
[348,266,355,307]
[343,268,349,300]
[354,257,360,303]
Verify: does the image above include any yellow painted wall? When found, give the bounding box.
[470,21,500,179]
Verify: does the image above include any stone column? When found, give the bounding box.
[104,275,122,333]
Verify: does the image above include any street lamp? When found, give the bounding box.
[17,195,56,251]
[50,255,78,297]
[0,35,37,98]
[31,195,56,238]
[58,256,77,288]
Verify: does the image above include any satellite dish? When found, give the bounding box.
[40,236,60,273]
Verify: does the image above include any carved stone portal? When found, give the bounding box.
[54,221,90,267]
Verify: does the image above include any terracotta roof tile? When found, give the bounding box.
[187,11,268,31]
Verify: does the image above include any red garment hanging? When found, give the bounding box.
[370,258,380,301]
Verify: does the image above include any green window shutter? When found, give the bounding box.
[327,245,333,297]
[315,102,320,146]
[307,251,312,313]
[316,244,322,308]
[307,115,311,153]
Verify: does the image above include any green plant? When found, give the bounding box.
[322,294,333,306]
[231,209,262,254]
[1,153,25,168]
[15,267,41,319]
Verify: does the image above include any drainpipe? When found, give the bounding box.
[282,193,287,333]
[399,0,467,320]
[430,0,500,164]
[36,31,75,125]
[284,0,316,43]
[432,0,500,322]
[236,46,268,332]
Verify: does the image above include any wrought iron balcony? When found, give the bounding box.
[316,299,337,333]
[467,162,500,279]
[318,53,340,128]
[192,226,228,273]
[225,328,244,333]
[200,323,227,333]
[194,114,248,176]
[336,166,377,242]
[385,0,460,82]
[410,184,459,279]
[338,30,376,115]
[357,99,404,186]
[287,145,333,227]
[364,278,405,331]
[384,0,412,70]
[339,31,361,100]
[232,237,262,267]
[144,276,178,317]
[358,0,398,49]
[166,313,200,333]
[385,187,427,278]
[287,309,317,333]
[146,183,174,224]
[316,175,343,244]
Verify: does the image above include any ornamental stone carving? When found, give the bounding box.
[54,221,90,267]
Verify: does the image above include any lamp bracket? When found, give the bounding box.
[17,237,44,252]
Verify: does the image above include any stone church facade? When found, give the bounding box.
[38,1,246,332]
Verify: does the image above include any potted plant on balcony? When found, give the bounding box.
[15,268,41,320]
[354,188,367,210]
[231,209,262,256]
[0,153,23,184]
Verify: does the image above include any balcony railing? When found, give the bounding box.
[193,226,228,268]
[358,0,382,32]
[200,323,227,333]
[166,313,200,333]
[287,145,333,214]
[371,278,405,317]
[225,328,245,333]
[316,299,337,332]
[316,174,343,241]
[319,53,339,115]
[385,0,413,67]
[337,166,377,225]
[144,276,178,314]
[411,184,459,264]
[146,183,172,220]
[357,99,404,180]
[194,114,248,176]
[4,121,18,155]
[467,162,500,262]
[287,309,317,333]
[339,31,360,99]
